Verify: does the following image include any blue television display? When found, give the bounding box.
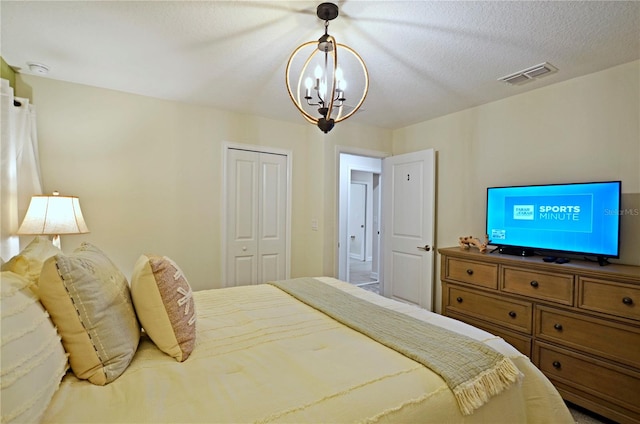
[486,181,621,258]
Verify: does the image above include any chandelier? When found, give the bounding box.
[285,2,369,133]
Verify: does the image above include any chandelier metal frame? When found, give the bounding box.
[285,2,369,133]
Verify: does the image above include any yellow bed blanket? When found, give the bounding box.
[43,277,574,423]
[269,278,521,416]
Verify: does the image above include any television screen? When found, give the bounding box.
[486,181,621,258]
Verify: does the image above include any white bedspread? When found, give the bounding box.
[43,277,573,423]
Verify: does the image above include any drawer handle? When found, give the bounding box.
[530,280,539,288]
[508,311,517,318]
[552,361,562,369]
[466,269,474,275]
[456,297,463,303]
[553,323,563,331]
[622,297,634,305]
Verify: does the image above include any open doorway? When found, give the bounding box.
[338,153,383,293]
[338,148,436,309]
[349,174,379,292]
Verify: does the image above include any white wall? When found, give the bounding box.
[392,60,640,310]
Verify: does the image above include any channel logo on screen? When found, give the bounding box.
[513,205,535,220]
[505,194,593,233]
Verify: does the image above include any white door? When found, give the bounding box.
[382,149,435,310]
[349,182,366,260]
[226,148,287,286]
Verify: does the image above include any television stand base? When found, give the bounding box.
[498,246,535,257]
[584,256,611,266]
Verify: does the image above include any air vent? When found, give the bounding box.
[498,62,557,85]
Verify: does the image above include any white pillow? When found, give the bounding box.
[1,271,68,424]
[1,236,61,285]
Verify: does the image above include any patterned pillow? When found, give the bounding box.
[1,236,61,285]
[1,271,68,424]
[131,254,196,362]
[38,243,140,385]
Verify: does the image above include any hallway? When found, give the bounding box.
[349,258,379,294]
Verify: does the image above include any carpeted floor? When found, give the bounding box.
[567,402,617,424]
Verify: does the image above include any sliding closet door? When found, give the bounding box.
[226,148,287,286]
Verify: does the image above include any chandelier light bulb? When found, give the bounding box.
[304,77,313,99]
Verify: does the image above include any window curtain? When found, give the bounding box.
[1,78,43,261]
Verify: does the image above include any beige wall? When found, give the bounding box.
[15,61,639,304]
[393,60,640,309]
[16,75,392,290]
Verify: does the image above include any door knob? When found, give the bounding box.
[417,245,431,251]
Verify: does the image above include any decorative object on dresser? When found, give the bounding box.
[458,235,489,253]
[439,247,640,424]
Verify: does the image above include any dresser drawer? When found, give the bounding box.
[579,278,640,321]
[446,286,533,334]
[502,267,574,305]
[447,311,532,357]
[536,306,640,369]
[445,258,498,289]
[534,342,640,417]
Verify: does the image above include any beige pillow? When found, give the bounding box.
[39,243,140,385]
[131,255,196,362]
[1,236,61,285]
[1,271,68,424]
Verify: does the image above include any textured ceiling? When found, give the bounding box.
[2,1,639,130]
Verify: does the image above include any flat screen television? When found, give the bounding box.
[486,181,621,261]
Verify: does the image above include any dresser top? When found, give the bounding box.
[438,247,640,283]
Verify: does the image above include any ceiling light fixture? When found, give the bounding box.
[285,2,368,133]
[27,62,50,75]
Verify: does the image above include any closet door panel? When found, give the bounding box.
[226,148,287,286]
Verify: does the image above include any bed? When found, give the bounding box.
[2,239,574,423]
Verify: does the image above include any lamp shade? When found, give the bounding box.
[17,194,89,236]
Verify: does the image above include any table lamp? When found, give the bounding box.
[17,191,90,248]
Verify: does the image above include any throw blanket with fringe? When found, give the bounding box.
[269,278,521,416]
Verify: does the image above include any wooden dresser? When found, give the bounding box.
[439,247,640,424]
